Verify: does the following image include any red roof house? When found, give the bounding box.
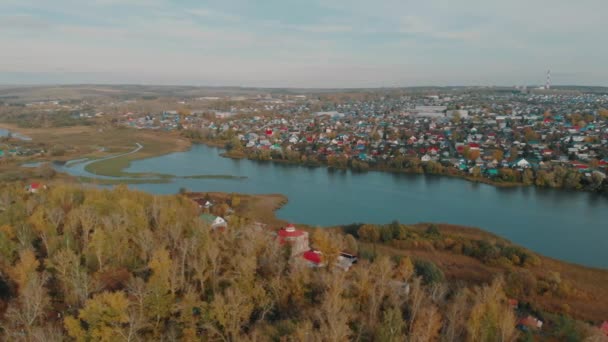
[600,321,608,336]
[278,224,309,255]
[26,183,44,194]
[518,316,543,330]
[303,250,324,267]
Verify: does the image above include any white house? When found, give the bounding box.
[211,217,227,230]
[516,158,531,168]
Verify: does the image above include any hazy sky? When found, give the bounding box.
[1,0,606,87]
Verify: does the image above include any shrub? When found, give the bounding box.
[414,259,445,284]
[425,224,441,237]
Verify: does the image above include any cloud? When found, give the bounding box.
[0,14,53,30]
[0,0,607,86]
[187,8,241,22]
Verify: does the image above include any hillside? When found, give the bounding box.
[0,183,606,341]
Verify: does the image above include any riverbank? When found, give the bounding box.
[218,146,526,188]
[0,123,192,171]
[0,124,197,183]
[191,189,608,322]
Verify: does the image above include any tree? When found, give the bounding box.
[37,162,56,180]
[509,147,519,162]
[47,248,90,306]
[466,279,518,342]
[344,234,359,254]
[65,291,131,342]
[311,229,343,266]
[358,224,380,242]
[468,150,480,162]
[4,250,50,339]
[230,193,241,207]
[376,307,406,342]
[394,256,414,281]
[145,248,175,331]
[315,272,352,341]
[426,224,441,237]
[414,259,445,284]
[208,286,256,341]
[410,305,442,342]
[492,149,504,162]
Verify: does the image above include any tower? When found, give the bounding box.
[545,69,551,90]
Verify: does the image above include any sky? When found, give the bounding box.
[1,0,607,88]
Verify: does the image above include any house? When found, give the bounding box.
[277,224,310,256]
[26,183,45,194]
[600,321,608,336]
[421,154,432,162]
[199,214,227,230]
[302,250,324,268]
[515,158,531,168]
[335,252,358,271]
[517,316,543,331]
[508,299,518,310]
[211,217,228,230]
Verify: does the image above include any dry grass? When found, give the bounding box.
[0,124,191,176]
[361,223,608,322]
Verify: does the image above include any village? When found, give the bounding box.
[114,90,608,191]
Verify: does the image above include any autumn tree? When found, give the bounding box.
[65,291,132,341]
[376,307,406,342]
[358,224,380,242]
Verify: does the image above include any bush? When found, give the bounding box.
[425,224,441,237]
[414,259,445,284]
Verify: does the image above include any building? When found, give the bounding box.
[302,250,324,268]
[200,213,228,231]
[600,321,608,336]
[517,316,543,331]
[447,109,469,119]
[26,183,45,194]
[415,105,447,118]
[277,224,310,256]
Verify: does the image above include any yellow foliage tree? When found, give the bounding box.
[65,291,130,342]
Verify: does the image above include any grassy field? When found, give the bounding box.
[0,123,191,177]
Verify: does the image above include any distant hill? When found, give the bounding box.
[1,84,607,103]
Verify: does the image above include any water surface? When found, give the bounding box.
[56,144,608,268]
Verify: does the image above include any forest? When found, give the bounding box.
[0,183,606,341]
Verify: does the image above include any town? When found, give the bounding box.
[109,88,608,192]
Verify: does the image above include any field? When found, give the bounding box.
[0,123,191,178]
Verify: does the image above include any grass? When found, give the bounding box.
[182,174,247,180]
[353,223,608,323]
[0,124,191,165]
[75,174,246,185]
[76,177,172,185]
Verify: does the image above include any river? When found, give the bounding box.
[0,128,31,141]
[52,144,608,269]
